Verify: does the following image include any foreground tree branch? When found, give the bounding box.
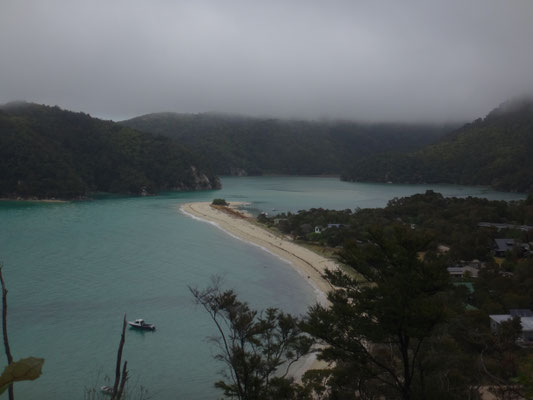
[0,266,14,400]
[111,315,128,400]
[303,226,459,399]
[190,278,312,400]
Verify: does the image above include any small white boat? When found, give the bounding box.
[128,318,156,331]
[101,385,113,395]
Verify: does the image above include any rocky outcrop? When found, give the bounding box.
[173,166,221,191]
[190,166,221,190]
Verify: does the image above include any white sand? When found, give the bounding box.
[180,202,339,305]
[180,201,336,379]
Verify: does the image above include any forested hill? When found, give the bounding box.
[342,98,533,193]
[121,113,452,176]
[0,102,220,200]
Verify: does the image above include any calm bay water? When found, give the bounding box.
[0,177,525,399]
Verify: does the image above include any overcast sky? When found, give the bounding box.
[1,1,532,122]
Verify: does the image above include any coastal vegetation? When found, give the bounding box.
[248,192,533,399]
[260,191,533,262]
[0,102,220,200]
[212,198,229,206]
[0,266,44,399]
[191,280,312,400]
[342,98,533,193]
[121,113,451,176]
[303,226,468,399]
[195,218,531,399]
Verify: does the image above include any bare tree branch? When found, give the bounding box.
[111,314,127,400]
[0,265,14,400]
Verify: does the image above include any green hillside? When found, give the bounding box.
[121,113,451,176]
[0,103,220,199]
[342,98,533,192]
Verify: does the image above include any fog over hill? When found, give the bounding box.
[121,113,455,176]
[342,97,533,192]
[2,1,533,122]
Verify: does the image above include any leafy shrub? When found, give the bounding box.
[212,198,228,206]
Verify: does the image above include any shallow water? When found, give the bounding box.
[0,177,524,399]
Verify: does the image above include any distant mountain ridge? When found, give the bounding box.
[121,113,453,176]
[341,97,533,192]
[0,102,220,200]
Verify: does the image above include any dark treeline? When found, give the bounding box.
[343,98,533,193]
[121,113,451,176]
[0,102,220,199]
[260,190,533,261]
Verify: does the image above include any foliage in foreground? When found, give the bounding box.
[302,226,475,399]
[0,357,44,396]
[0,266,44,400]
[190,279,313,400]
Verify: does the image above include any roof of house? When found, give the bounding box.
[447,267,464,273]
[479,222,533,231]
[521,317,533,331]
[447,266,479,277]
[489,314,533,331]
[490,314,513,324]
[494,238,516,252]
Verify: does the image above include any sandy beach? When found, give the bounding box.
[180,201,335,378]
[180,201,339,305]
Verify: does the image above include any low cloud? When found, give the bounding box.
[1,0,532,122]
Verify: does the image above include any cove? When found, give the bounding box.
[0,177,524,399]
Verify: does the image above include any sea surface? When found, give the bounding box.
[0,176,525,399]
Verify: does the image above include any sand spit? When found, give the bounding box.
[180,202,340,305]
[180,201,336,378]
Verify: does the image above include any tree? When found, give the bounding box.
[303,226,463,400]
[190,278,313,400]
[212,198,229,206]
[110,315,128,400]
[84,315,150,400]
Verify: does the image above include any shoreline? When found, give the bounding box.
[180,201,336,379]
[0,197,68,203]
[180,202,339,306]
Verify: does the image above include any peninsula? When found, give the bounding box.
[181,201,340,305]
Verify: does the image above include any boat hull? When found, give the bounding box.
[127,321,156,331]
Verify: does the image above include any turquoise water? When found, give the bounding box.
[0,177,525,399]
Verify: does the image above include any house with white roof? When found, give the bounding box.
[489,309,533,342]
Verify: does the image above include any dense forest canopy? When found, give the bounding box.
[121,113,452,176]
[4,96,532,200]
[0,102,220,199]
[342,98,533,192]
[260,190,533,262]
